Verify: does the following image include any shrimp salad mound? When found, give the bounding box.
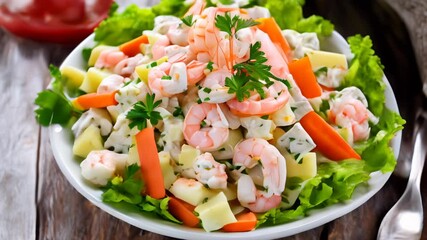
[35,0,405,233]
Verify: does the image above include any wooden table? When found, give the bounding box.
[0,0,426,239]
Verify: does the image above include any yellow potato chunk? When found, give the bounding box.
[73,125,104,158]
[195,192,237,232]
[306,50,348,70]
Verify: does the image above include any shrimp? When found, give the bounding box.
[233,138,286,213]
[148,62,187,97]
[183,102,229,151]
[164,45,196,64]
[95,47,128,69]
[152,34,171,60]
[327,87,378,142]
[198,69,235,103]
[193,152,228,189]
[80,150,127,186]
[97,74,125,94]
[189,7,244,69]
[184,0,206,17]
[186,60,208,85]
[226,80,290,116]
[114,53,150,77]
[254,29,289,78]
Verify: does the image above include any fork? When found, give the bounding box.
[377,101,427,239]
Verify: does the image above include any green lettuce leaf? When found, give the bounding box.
[101,164,180,224]
[259,0,334,36]
[34,65,78,126]
[95,4,156,46]
[94,0,191,46]
[341,35,385,116]
[151,0,190,16]
[258,160,370,227]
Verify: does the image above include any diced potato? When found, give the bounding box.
[178,144,201,169]
[306,50,348,70]
[285,152,317,180]
[79,67,111,93]
[213,183,237,201]
[158,151,177,189]
[73,125,104,158]
[169,178,215,206]
[270,127,286,147]
[271,102,296,127]
[135,65,150,84]
[211,129,243,160]
[195,192,237,232]
[88,45,116,67]
[60,66,86,90]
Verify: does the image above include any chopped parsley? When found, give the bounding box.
[126,94,163,130]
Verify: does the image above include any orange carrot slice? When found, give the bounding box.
[256,17,292,62]
[72,90,118,110]
[222,211,257,232]
[168,196,200,228]
[288,56,323,98]
[300,111,361,161]
[119,35,148,56]
[136,127,166,199]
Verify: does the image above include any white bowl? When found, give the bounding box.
[49,31,402,240]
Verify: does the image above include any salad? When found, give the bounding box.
[35,0,405,233]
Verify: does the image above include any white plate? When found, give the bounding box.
[49,31,402,240]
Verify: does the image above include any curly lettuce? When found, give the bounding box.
[259,0,334,36]
[94,0,191,46]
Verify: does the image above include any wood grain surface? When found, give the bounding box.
[0,0,426,239]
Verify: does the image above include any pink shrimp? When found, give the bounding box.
[183,102,229,151]
[96,74,125,94]
[188,7,246,69]
[80,150,127,186]
[254,29,289,78]
[164,45,196,64]
[328,97,370,142]
[113,53,149,77]
[327,87,376,142]
[193,152,228,189]
[148,61,207,97]
[198,69,235,103]
[95,47,128,69]
[183,0,206,17]
[152,34,171,60]
[227,81,290,116]
[186,60,208,85]
[148,62,187,97]
[233,138,286,213]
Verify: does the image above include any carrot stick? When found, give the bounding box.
[136,127,166,199]
[300,111,361,161]
[168,196,200,228]
[256,17,292,62]
[119,35,148,56]
[222,211,257,232]
[288,56,323,98]
[72,90,118,110]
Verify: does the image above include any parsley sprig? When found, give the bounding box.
[181,14,194,27]
[226,42,290,101]
[215,12,258,36]
[126,94,162,130]
[214,12,290,102]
